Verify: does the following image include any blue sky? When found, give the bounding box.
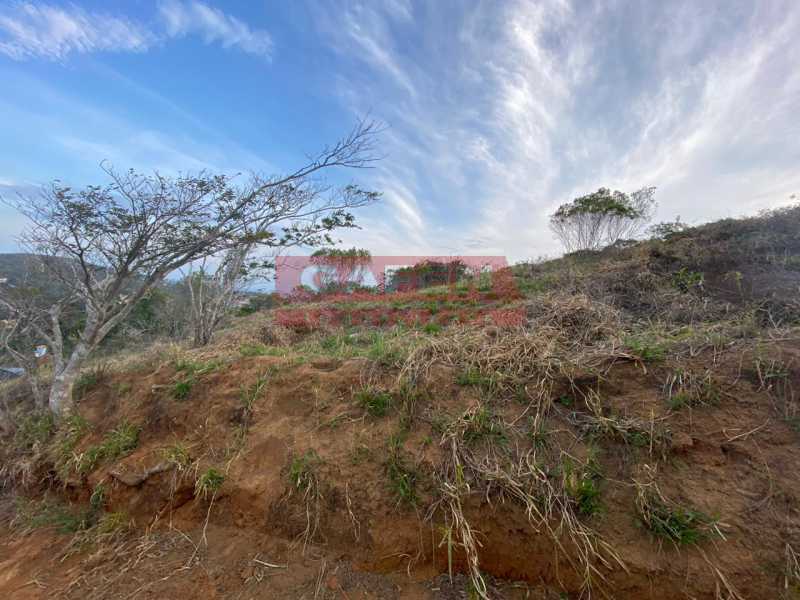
[0,0,798,260]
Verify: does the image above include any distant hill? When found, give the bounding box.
[0,253,46,286]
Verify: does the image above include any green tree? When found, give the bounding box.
[1,120,381,416]
[550,187,656,252]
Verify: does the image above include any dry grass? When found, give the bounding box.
[427,398,626,599]
[570,389,672,459]
[401,322,625,402]
[633,469,724,548]
[524,293,622,344]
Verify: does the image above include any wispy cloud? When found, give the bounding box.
[0,1,272,61]
[0,3,153,60]
[157,0,272,59]
[314,0,800,260]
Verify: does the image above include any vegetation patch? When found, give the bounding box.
[239,343,283,357]
[563,455,603,517]
[635,480,722,546]
[76,421,140,474]
[195,468,225,499]
[73,365,108,400]
[385,433,417,505]
[13,498,90,534]
[289,450,321,491]
[624,334,667,363]
[13,410,55,450]
[461,406,507,446]
[170,377,193,400]
[354,386,393,417]
[664,369,721,410]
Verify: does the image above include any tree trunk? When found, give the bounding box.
[48,341,91,416]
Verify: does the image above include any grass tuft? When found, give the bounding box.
[354,386,393,417]
[635,478,722,546]
[76,421,140,474]
[195,467,225,499]
[385,433,418,505]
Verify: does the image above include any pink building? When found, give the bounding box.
[274,255,508,295]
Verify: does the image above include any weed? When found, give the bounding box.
[664,369,721,409]
[171,377,194,400]
[240,343,283,357]
[289,451,320,491]
[240,373,270,412]
[76,421,140,474]
[640,497,717,545]
[350,444,372,465]
[14,498,89,534]
[74,365,108,400]
[113,382,132,396]
[89,483,106,512]
[625,335,667,363]
[354,386,393,417]
[367,331,405,367]
[462,407,507,445]
[14,410,55,450]
[563,458,603,517]
[95,511,130,535]
[195,468,225,499]
[753,356,795,413]
[53,414,90,479]
[635,478,721,546]
[385,433,417,505]
[174,358,220,375]
[672,268,704,293]
[455,368,497,393]
[161,441,192,470]
[555,394,574,408]
[528,417,550,448]
[423,322,442,335]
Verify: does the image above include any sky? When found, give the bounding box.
[0,0,798,261]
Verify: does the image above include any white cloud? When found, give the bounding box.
[314,0,800,261]
[157,0,272,59]
[0,3,153,60]
[0,1,272,61]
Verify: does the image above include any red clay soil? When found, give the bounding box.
[1,340,799,599]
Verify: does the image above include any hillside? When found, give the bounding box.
[1,206,799,599]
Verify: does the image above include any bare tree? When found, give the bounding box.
[1,315,45,409]
[0,271,75,410]
[1,120,381,416]
[185,246,272,346]
[549,187,657,253]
